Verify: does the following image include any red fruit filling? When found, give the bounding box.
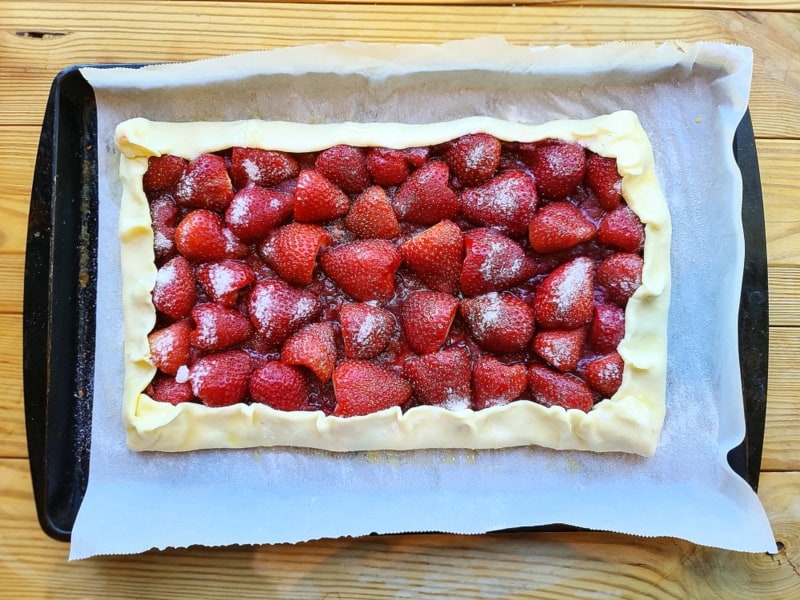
[143,133,645,414]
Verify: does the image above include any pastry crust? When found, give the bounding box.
[117,111,671,456]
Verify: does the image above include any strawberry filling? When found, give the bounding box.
[143,134,643,415]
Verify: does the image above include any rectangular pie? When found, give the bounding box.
[116,111,671,456]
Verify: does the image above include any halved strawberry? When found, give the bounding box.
[531,328,586,373]
[585,153,623,211]
[229,147,300,189]
[293,169,351,223]
[175,209,247,262]
[320,240,400,302]
[249,361,309,411]
[533,256,594,329]
[392,161,459,225]
[281,321,337,383]
[443,133,501,186]
[528,201,595,253]
[174,153,234,211]
[152,255,197,320]
[148,319,192,375]
[596,252,643,306]
[315,145,371,194]
[190,303,254,351]
[400,291,459,355]
[195,259,255,307]
[405,347,472,410]
[143,155,187,193]
[148,372,194,405]
[190,349,253,407]
[247,279,322,348]
[460,292,535,353]
[260,223,332,287]
[590,302,625,354]
[344,186,400,239]
[225,187,293,244]
[339,302,396,359]
[366,147,410,186]
[461,228,536,297]
[596,205,644,253]
[150,193,179,262]
[332,360,412,417]
[402,147,430,168]
[399,220,463,294]
[460,170,537,235]
[520,139,586,200]
[472,356,527,410]
[585,352,624,398]
[528,364,594,412]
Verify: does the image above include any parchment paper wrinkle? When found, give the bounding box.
[69,38,775,559]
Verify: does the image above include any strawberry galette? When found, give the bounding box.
[116,111,670,456]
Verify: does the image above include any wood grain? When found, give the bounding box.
[0,4,798,138]
[0,457,795,599]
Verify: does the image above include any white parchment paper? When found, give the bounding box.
[70,39,776,559]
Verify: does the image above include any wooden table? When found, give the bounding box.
[2,2,799,597]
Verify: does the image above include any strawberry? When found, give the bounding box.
[225,187,293,244]
[472,356,527,410]
[229,147,299,189]
[531,328,586,373]
[143,154,187,193]
[596,252,643,306]
[460,292,535,353]
[259,223,332,287]
[148,372,194,405]
[533,256,594,329]
[405,347,472,410]
[392,161,459,225]
[175,209,247,262]
[520,139,586,200]
[174,153,234,211]
[339,302,396,359]
[528,364,594,412]
[590,302,625,354]
[596,205,644,253]
[400,291,459,355]
[315,145,371,194]
[399,220,464,295]
[332,360,412,417]
[443,133,501,186]
[195,259,255,307]
[152,255,197,320]
[190,349,253,407]
[148,319,192,375]
[585,352,624,398]
[366,147,410,186]
[460,228,536,297]
[528,201,596,253]
[585,153,623,211]
[293,169,351,223]
[249,361,309,411]
[247,279,322,348]
[149,193,179,262]
[402,147,430,168]
[281,321,337,383]
[320,240,400,302]
[460,170,538,236]
[344,186,400,239]
[190,302,254,351]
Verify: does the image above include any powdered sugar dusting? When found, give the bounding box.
[554,259,590,318]
[295,297,316,320]
[355,312,381,346]
[241,158,264,184]
[155,262,176,287]
[470,293,503,338]
[175,365,190,384]
[207,264,236,296]
[440,388,471,411]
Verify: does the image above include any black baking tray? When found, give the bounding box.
[23,66,769,542]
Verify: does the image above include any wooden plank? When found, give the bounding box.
[0,316,25,459]
[768,266,800,327]
[0,458,793,599]
[761,139,800,266]
[0,5,798,138]
[762,327,800,471]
